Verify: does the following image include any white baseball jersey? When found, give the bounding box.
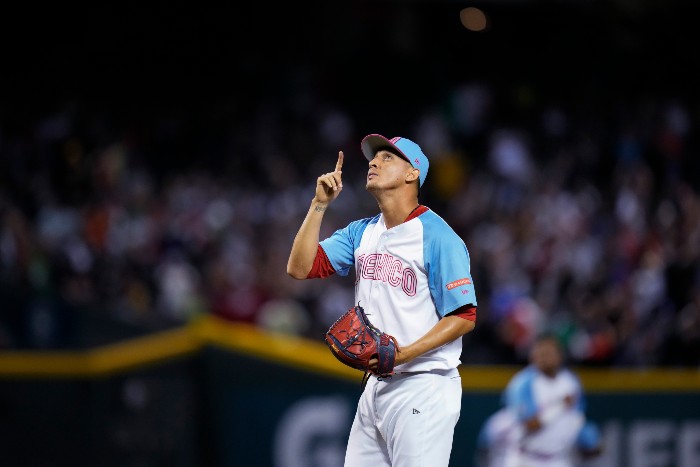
[318,206,477,372]
[503,366,586,466]
[477,405,596,467]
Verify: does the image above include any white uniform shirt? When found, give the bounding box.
[503,366,586,460]
[320,207,477,372]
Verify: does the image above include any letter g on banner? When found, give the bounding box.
[273,396,352,467]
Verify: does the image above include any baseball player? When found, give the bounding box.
[476,408,603,467]
[497,333,591,467]
[287,134,477,466]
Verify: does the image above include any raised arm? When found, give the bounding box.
[287,151,344,279]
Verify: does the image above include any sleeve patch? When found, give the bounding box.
[446,278,471,290]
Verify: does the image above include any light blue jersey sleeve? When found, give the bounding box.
[420,212,477,317]
[504,367,585,423]
[319,216,377,277]
[577,421,602,450]
[503,367,539,421]
[476,417,492,450]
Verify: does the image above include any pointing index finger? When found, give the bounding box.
[335,151,344,172]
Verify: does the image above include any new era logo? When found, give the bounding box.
[412,408,420,414]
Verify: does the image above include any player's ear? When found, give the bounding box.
[405,168,420,184]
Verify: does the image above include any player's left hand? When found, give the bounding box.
[314,151,344,204]
[325,304,399,378]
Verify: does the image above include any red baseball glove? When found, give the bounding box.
[325,304,400,378]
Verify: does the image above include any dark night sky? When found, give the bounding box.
[1,1,699,128]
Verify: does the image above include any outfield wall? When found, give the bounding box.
[0,315,698,467]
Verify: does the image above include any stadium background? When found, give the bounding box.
[1,1,699,466]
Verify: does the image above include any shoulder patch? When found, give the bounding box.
[446,278,471,290]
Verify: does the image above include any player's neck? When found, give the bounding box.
[541,367,560,378]
[376,194,420,229]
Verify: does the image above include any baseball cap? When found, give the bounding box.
[360,134,429,187]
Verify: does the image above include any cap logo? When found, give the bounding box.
[414,158,420,165]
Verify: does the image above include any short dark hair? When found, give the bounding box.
[533,332,563,348]
[532,332,567,359]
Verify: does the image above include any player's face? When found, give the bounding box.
[530,339,563,376]
[366,150,417,192]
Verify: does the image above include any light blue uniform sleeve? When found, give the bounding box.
[503,368,539,421]
[319,216,376,277]
[476,417,492,449]
[577,421,602,450]
[421,213,477,317]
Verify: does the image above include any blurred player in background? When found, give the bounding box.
[476,333,602,467]
[476,408,603,467]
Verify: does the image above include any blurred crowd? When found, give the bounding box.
[1,75,699,368]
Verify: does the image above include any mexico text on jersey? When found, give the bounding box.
[315,206,478,373]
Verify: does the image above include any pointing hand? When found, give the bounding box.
[315,151,344,204]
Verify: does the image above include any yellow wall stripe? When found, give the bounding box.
[88,326,200,376]
[0,314,699,392]
[193,315,361,380]
[0,352,89,377]
[0,327,199,378]
[576,367,700,392]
